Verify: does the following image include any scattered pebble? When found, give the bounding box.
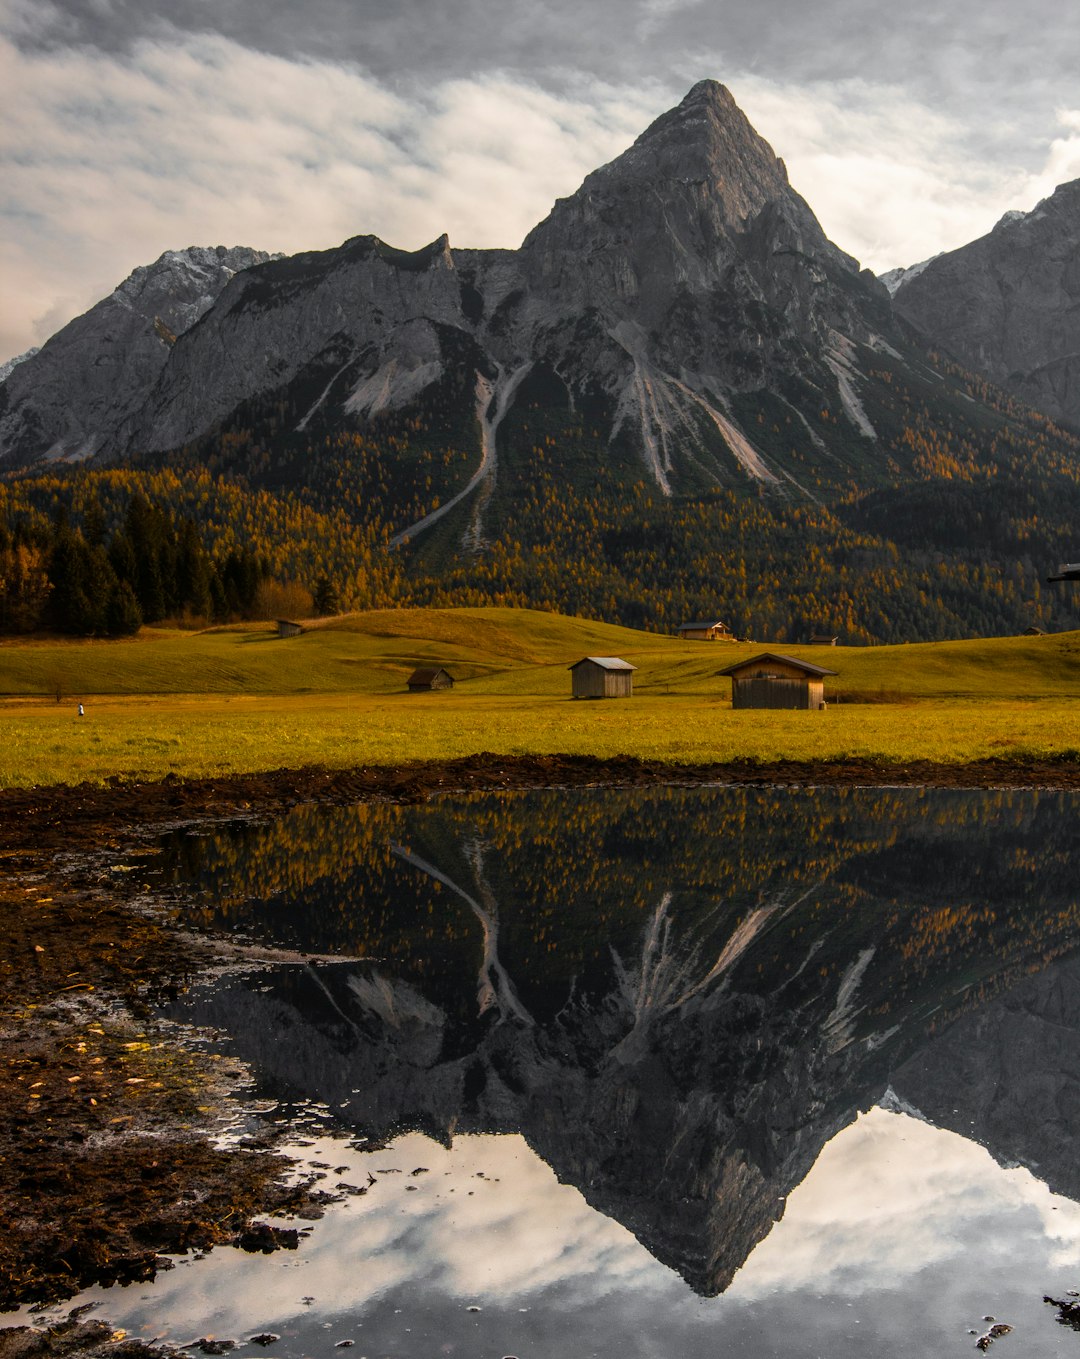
[975,1321,1013,1351]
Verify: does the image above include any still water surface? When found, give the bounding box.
[48,786,1080,1355]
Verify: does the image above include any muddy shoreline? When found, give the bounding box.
[5,751,1080,861]
[4,752,1080,1323]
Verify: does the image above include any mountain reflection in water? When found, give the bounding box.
[160,786,1080,1298]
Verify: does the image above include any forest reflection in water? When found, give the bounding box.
[151,784,1080,1305]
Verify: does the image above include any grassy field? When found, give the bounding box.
[2,608,1079,787]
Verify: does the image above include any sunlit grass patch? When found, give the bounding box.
[1,608,1079,787]
[1,691,1079,789]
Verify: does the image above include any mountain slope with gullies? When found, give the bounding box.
[6,82,1080,641]
[892,180,1080,433]
[1,82,899,506]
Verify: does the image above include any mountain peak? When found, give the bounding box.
[521,79,805,290]
[590,79,790,222]
[679,78,737,110]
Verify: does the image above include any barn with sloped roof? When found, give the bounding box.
[569,656,636,699]
[718,653,835,710]
[407,666,454,691]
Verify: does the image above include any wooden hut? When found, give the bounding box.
[1023,625,1047,636]
[276,619,303,639]
[718,653,836,711]
[807,632,839,646]
[407,666,454,692]
[569,657,636,699]
[677,619,735,641]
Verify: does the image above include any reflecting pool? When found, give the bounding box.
[39,786,1080,1356]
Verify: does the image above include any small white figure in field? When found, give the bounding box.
[77,704,84,717]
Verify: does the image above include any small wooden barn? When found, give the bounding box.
[407,666,454,692]
[677,619,735,641]
[808,632,839,646]
[1023,625,1047,636]
[276,619,304,639]
[718,653,836,711]
[569,656,636,699]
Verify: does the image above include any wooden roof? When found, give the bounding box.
[717,652,837,678]
[568,656,637,671]
[408,666,453,684]
[678,620,729,631]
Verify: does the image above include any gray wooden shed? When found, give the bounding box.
[276,619,304,639]
[407,666,454,691]
[569,656,636,699]
[718,653,836,710]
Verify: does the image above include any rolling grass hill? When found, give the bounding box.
[2,607,1080,700]
[1,607,1079,787]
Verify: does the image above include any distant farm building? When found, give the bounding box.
[569,657,636,699]
[407,666,455,692]
[719,653,836,711]
[276,619,304,639]
[677,620,735,641]
[807,633,839,646]
[1023,625,1047,636]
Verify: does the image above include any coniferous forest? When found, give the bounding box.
[4,346,1080,643]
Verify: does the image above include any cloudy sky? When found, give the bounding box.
[3,0,1080,361]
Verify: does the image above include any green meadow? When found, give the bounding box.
[1,607,1079,788]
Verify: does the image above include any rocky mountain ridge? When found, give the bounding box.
[0,245,274,463]
[893,178,1080,431]
[0,82,897,519]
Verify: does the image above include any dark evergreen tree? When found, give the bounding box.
[105,579,143,635]
[46,529,117,635]
[313,574,339,616]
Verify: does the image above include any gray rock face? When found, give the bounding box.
[893,180,1080,431]
[1,82,897,505]
[508,80,892,492]
[0,245,274,463]
[122,234,476,456]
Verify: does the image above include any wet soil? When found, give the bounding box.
[5,751,1080,863]
[0,876,322,1313]
[3,752,1080,1321]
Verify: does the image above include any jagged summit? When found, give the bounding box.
[112,245,274,337]
[523,76,794,265]
[518,76,868,376]
[0,243,273,463]
[610,77,790,223]
[2,80,894,496]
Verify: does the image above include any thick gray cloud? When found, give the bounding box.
[16,0,1076,148]
[3,0,1079,360]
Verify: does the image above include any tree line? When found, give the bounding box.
[1,493,281,636]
